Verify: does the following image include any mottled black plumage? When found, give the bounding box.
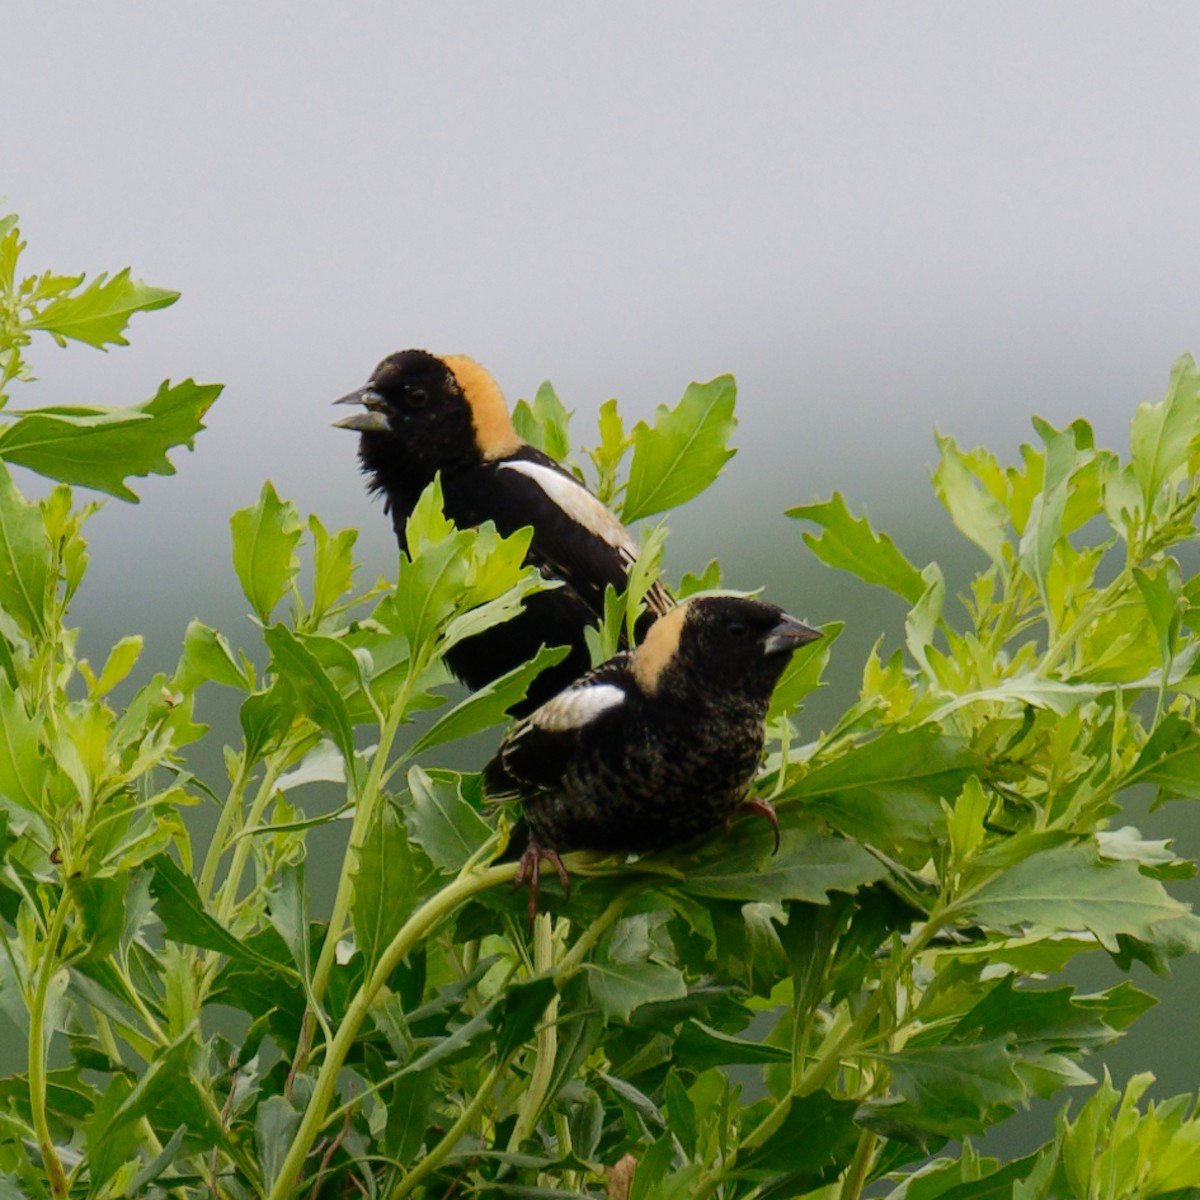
[335,349,672,713]
[484,595,822,913]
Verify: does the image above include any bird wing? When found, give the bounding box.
[485,659,631,797]
[496,455,674,623]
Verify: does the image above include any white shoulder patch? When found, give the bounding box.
[499,460,638,556]
[533,682,626,731]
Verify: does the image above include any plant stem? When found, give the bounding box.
[213,754,289,924]
[197,758,250,904]
[387,1059,507,1200]
[266,860,516,1200]
[508,913,558,1150]
[839,1130,879,1200]
[28,894,70,1199]
[310,687,409,1014]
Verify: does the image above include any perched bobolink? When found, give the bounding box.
[484,595,822,912]
[335,349,672,712]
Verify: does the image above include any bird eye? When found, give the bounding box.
[725,619,749,638]
[408,387,428,408]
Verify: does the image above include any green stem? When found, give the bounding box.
[310,688,409,1014]
[29,895,70,1200]
[554,885,639,985]
[197,757,251,904]
[839,1130,879,1200]
[508,914,559,1151]
[387,1058,508,1200]
[266,860,516,1200]
[214,754,289,924]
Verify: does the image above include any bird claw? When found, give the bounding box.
[732,798,781,854]
[513,843,571,918]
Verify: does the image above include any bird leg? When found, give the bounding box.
[513,842,571,919]
[732,798,781,854]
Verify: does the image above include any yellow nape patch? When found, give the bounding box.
[443,354,524,460]
[631,603,690,694]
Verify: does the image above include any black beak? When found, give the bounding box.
[763,614,823,656]
[333,386,390,432]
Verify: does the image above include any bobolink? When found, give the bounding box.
[484,595,822,913]
[335,349,672,712]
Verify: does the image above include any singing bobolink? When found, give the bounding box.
[335,349,672,712]
[484,595,822,912]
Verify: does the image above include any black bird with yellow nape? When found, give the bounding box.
[335,349,672,714]
[484,594,822,914]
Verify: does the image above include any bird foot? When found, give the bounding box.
[731,798,781,854]
[513,843,571,919]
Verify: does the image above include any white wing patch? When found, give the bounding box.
[533,682,626,731]
[499,460,639,557]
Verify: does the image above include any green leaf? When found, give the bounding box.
[585,959,686,1023]
[263,625,355,764]
[875,1039,1026,1138]
[174,619,252,692]
[768,621,841,721]
[1130,354,1200,507]
[230,481,303,623]
[309,513,358,619]
[24,268,177,348]
[78,634,142,699]
[0,379,219,500]
[735,1092,860,1187]
[788,492,927,603]
[674,1019,792,1068]
[148,854,286,970]
[790,727,981,847]
[352,800,415,973]
[585,397,632,505]
[0,462,49,636]
[512,380,573,461]
[405,767,493,873]
[0,674,47,811]
[623,375,737,521]
[1128,713,1200,801]
[933,433,1011,564]
[409,644,568,755]
[679,812,885,903]
[953,840,1192,953]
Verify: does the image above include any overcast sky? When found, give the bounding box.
[8,0,1200,1109]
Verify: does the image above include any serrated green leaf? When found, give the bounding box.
[1128,713,1200,801]
[953,840,1190,952]
[585,397,632,505]
[585,960,687,1023]
[24,268,177,348]
[623,375,737,521]
[79,634,142,699]
[0,379,218,500]
[876,1039,1026,1138]
[789,727,980,847]
[767,621,840,720]
[352,801,415,973]
[788,492,927,603]
[735,1092,859,1185]
[0,462,49,636]
[405,767,493,872]
[1130,354,1200,507]
[679,811,885,902]
[148,854,286,970]
[230,481,302,623]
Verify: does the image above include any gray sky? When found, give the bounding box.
[8,1,1200,1110]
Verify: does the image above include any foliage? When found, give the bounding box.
[0,210,1199,1199]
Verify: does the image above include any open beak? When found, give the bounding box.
[763,614,823,657]
[333,386,391,432]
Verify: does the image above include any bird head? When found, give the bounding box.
[632,595,821,699]
[334,349,522,480]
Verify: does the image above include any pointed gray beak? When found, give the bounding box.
[763,614,822,656]
[333,386,391,432]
